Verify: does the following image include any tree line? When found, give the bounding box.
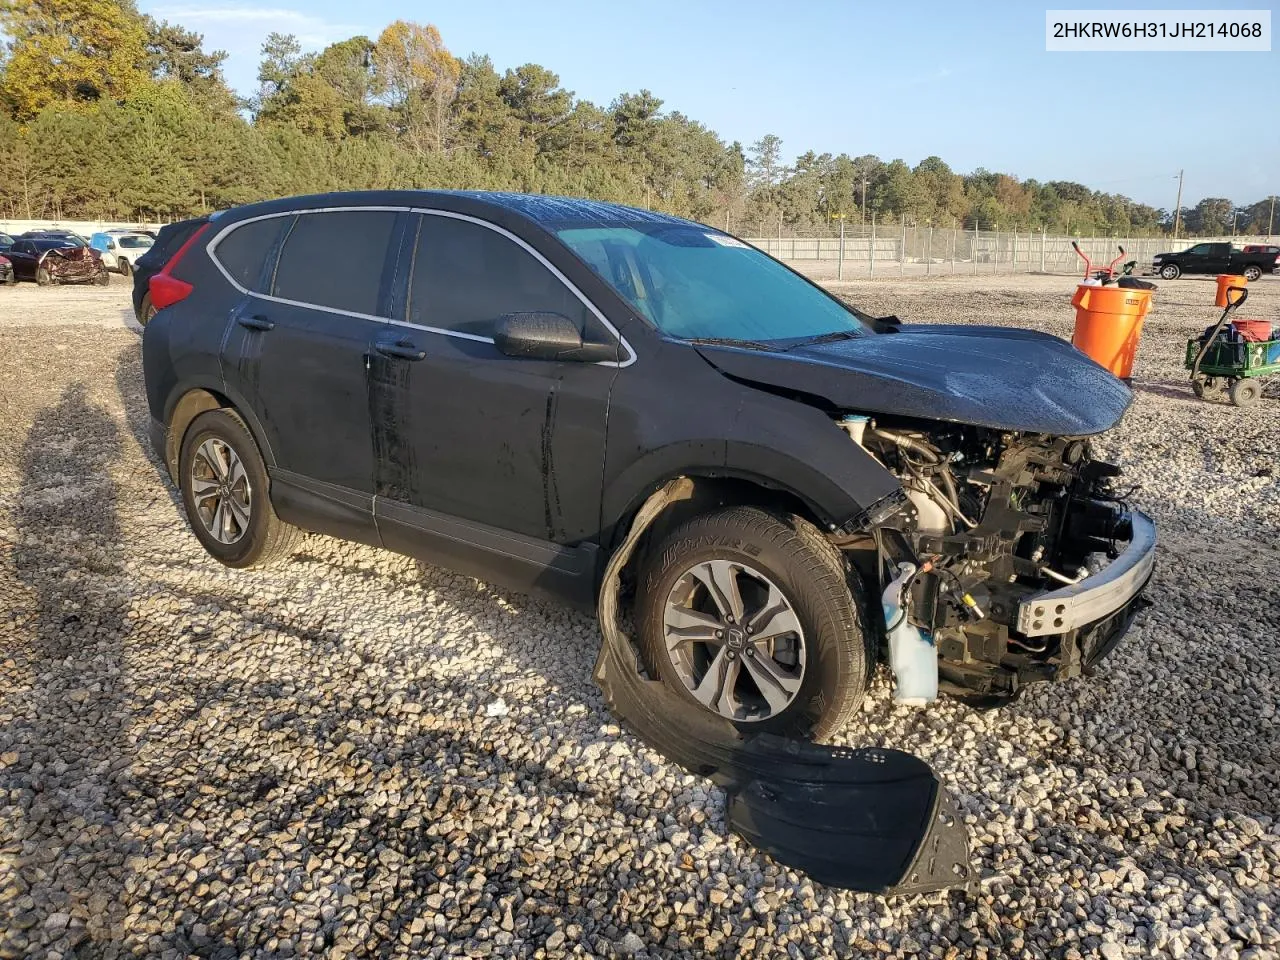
[0,0,1274,238]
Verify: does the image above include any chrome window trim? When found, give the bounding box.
[205,204,636,368]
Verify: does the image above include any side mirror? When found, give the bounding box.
[492,312,618,363]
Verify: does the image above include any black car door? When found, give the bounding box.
[1204,243,1233,272]
[217,208,404,546]
[370,210,623,607]
[1180,243,1212,273]
[8,240,37,279]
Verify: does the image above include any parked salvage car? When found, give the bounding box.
[5,237,109,285]
[132,215,212,323]
[141,191,1155,742]
[0,254,13,285]
[90,230,154,277]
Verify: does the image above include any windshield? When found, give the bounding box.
[556,224,871,344]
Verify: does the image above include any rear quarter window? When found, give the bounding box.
[213,217,289,292]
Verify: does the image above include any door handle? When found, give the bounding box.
[375,337,426,361]
[238,314,274,331]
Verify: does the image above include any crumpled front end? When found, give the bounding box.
[41,246,107,285]
[837,417,1155,701]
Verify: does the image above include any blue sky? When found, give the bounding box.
[139,0,1279,209]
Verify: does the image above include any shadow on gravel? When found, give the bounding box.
[1,383,131,955]
[1131,380,1198,403]
[1,382,244,959]
[113,341,182,513]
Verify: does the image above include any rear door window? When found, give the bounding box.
[406,214,596,338]
[273,210,398,316]
[214,217,289,293]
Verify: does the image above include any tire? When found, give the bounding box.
[95,269,110,286]
[36,267,52,286]
[139,292,156,326]
[635,505,870,742]
[118,258,132,278]
[1229,378,1261,407]
[178,409,301,568]
[1242,265,1262,282]
[1159,263,1181,280]
[1191,379,1206,399]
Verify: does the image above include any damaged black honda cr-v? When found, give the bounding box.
[143,190,1156,746]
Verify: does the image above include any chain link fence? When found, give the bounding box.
[742,226,1276,281]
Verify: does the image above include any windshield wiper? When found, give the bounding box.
[790,329,861,347]
[686,337,778,351]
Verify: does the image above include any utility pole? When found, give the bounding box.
[837,215,846,281]
[1172,169,1184,241]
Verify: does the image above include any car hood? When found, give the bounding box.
[693,324,1133,436]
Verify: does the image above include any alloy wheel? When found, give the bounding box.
[661,559,806,722]
[190,438,252,544]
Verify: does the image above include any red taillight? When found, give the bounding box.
[149,273,194,309]
[148,221,211,311]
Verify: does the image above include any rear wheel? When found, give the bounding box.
[1242,265,1262,282]
[1229,378,1261,407]
[636,505,870,742]
[118,258,132,278]
[139,292,157,326]
[178,409,302,568]
[1159,263,1181,280]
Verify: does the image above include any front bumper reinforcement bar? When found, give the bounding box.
[1016,510,1157,638]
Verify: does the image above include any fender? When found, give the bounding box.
[726,383,905,530]
[601,378,905,539]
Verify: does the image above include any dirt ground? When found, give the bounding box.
[0,272,1277,959]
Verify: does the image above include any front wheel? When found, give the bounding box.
[36,267,52,286]
[1159,263,1181,280]
[636,506,871,742]
[1242,265,1262,282]
[1229,378,1261,407]
[178,409,301,568]
[95,269,110,286]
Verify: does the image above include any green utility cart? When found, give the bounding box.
[1186,286,1279,407]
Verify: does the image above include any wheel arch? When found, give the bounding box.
[600,467,871,618]
[163,382,276,484]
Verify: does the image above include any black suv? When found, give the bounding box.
[132,215,212,323]
[141,191,1155,741]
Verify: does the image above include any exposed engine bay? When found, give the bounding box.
[835,414,1153,700]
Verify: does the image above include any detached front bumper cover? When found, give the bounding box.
[1016,509,1156,638]
[594,479,973,896]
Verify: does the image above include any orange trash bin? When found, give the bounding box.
[1216,274,1248,307]
[1070,283,1153,380]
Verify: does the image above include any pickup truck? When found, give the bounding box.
[1151,242,1280,281]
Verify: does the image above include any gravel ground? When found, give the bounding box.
[0,273,1277,960]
